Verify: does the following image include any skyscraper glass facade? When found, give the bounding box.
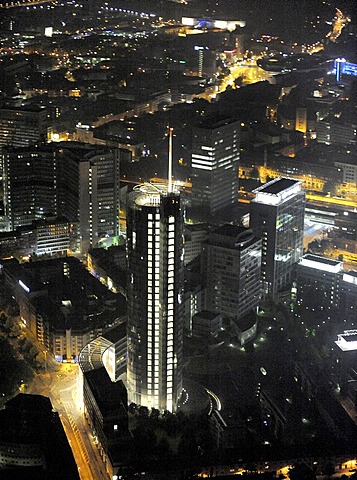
[126,184,183,411]
[250,178,305,297]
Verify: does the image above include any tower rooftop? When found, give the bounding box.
[252,177,303,206]
[133,182,179,207]
[255,178,298,195]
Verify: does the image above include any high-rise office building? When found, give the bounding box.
[3,147,57,230]
[2,143,120,253]
[250,177,305,297]
[126,183,184,412]
[191,118,239,217]
[0,104,48,148]
[202,225,262,321]
[56,144,120,252]
[297,254,342,308]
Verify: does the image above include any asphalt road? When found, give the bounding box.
[29,364,109,480]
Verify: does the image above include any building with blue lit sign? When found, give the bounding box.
[334,58,357,82]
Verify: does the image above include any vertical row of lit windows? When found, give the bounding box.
[147,211,162,410]
[154,212,160,408]
[89,167,93,244]
[147,215,153,407]
[166,216,175,412]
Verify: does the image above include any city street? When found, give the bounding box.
[29,364,108,480]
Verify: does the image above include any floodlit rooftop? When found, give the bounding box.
[335,329,357,352]
[256,178,298,195]
[133,182,179,207]
[252,177,303,206]
[300,254,342,273]
[343,270,357,286]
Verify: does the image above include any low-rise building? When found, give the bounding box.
[1,256,126,361]
[87,246,127,296]
[83,368,131,478]
[0,217,73,260]
[191,310,223,337]
[0,394,79,479]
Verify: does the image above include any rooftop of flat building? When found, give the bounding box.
[256,177,299,195]
[302,254,341,267]
[195,116,239,130]
[0,394,79,480]
[102,320,127,343]
[0,103,46,113]
[212,224,248,237]
[341,332,357,342]
[193,310,221,320]
[84,367,127,414]
[184,222,210,232]
[209,224,257,249]
[345,270,357,278]
[336,329,357,352]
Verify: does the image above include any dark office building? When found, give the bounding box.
[202,224,262,321]
[191,118,240,217]
[0,103,48,148]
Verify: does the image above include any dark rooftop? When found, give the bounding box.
[303,254,341,267]
[257,177,299,195]
[0,103,46,113]
[102,321,127,343]
[209,224,257,249]
[193,310,221,320]
[5,393,52,412]
[184,223,210,232]
[0,394,79,480]
[196,116,238,130]
[84,367,127,414]
[341,333,357,343]
[212,224,247,238]
[344,270,357,278]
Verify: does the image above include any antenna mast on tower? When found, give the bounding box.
[168,127,173,193]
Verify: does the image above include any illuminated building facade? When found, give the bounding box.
[334,58,357,83]
[297,254,343,308]
[35,217,71,256]
[316,119,357,146]
[181,17,246,31]
[2,143,120,253]
[0,104,48,148]
[335,327,357,399]
[295,107,307,136]
[202,225,262,321]
[341,270,357,322]
[191,118,240,217]
[126,183,183,412]
[250,178,305,297]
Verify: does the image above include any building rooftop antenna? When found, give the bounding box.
[168,127,173,193]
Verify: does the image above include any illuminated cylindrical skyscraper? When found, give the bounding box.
[126,183,183,412]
